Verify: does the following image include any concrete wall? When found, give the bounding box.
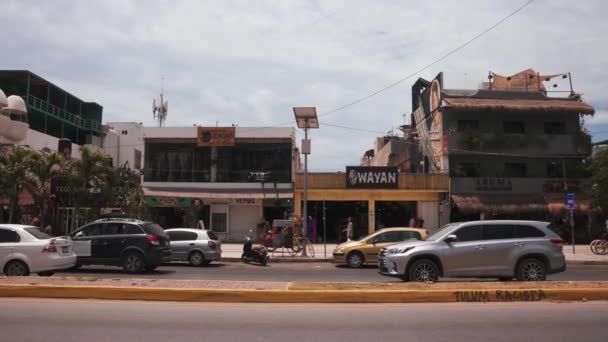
[104,122,145,169]
[0,128,90,159]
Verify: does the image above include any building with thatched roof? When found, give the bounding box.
[410,70,597,240]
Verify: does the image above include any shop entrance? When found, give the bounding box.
[375,201,417,230]
[149,206,210,229]
[307,201,368,243]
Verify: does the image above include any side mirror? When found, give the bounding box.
[444,234,458,243]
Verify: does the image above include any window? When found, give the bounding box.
[399,231,422,241]
[458,120,479,132]
[134,150,142,170]
[121,130,128,135]
[514,225,545,238]
[74,224,102,237]
[206,231,218,240]
[456,163,481,177]
[482,225,515,240]
[168,231,198,241]
[211,213,228,233]
[373,231,404,243]
[504,121,525,134]
[454,225,483,242]
[547,161,563,178]
[0,229,20,243]
[102,223,122,235]
[544,122,566,135]
[124,224,143,235]
[504,163,527,177]
[142,223,165,236]
[24,227,51,240]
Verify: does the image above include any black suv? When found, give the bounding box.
[70,218,171,273]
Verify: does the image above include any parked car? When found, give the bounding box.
[70,218,171,273]
[0,224,76,276]
[165,228,221,266]
[378,220,566,282]
[333,227,428,268]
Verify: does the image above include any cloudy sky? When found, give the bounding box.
[1,0,607,170]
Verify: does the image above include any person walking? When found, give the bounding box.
[342,217,354,242]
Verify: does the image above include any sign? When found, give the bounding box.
[196,127,235,147]
[231,198,260,206]
[567,193,575,209]
[475,178,513,192]
[346,166,398,189]
[249,171,272,182]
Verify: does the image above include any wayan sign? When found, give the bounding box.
[346,166,398,189]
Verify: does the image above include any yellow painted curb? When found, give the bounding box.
[1,284,608,303]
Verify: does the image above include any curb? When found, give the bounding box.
[566,260,608,266]
[221,257,332,263]
[1,284,608,303]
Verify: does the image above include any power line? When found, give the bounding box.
[239,0,537,132]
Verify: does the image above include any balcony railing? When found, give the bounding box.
[22,95,102,132]
[295,173,449,190]
[143,168,292,183]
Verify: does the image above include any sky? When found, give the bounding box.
[1,0,607,171]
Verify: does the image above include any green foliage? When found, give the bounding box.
[590,148,608,214]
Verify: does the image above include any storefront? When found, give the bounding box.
[294,167,449,242]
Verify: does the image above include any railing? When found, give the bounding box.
[143,168,292,183]
[22,95,102,132]
[295,173,449,190]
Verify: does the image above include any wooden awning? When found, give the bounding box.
[442,98,595,115]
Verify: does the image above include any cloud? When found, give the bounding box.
[1,0,607,170]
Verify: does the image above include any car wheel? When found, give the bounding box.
[188,251,205,267]
[122,252,145,274]
[407,259,439,282]
[347,251,364,268]
[4,260,30,276]
[516,258,547,281]
[37,271,55,277]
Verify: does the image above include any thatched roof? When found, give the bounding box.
[442,98,595,115]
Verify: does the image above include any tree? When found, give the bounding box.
[23,152,63,229]
[0,147,34,223]
[110,164,144,217]
[64,146,113,231]
[590,148,608,215]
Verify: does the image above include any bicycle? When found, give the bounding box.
[291,234,315,257]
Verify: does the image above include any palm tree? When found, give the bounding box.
[0,146,34,223]
[23,152,63,229]
[64,146,113,232]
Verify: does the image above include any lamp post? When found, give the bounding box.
[293,107,319,257]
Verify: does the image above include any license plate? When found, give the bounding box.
[62,247,69,253]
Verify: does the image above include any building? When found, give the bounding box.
[293,171,449,242]
[107,124,296,241]
[360,125,422,172]
[0,70,105,157]
[411,70,595,229]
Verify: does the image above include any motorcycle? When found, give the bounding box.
[242,234,270,266]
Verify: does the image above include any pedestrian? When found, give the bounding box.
[409,216,415,227]
[44,224,52,236]
[32,217,40,227]
[342,217,353,242]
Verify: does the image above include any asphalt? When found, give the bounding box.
[57,262,608,282]
[1,299,607,342]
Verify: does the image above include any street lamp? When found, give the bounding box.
[293,107,319,257]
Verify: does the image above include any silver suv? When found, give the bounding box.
[378,220,566,282]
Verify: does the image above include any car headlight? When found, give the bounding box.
[335,248,345,253]
[387,246,416,254]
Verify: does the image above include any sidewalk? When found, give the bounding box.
[220,243,608,264]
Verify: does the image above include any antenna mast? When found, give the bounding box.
[152,77,168,127]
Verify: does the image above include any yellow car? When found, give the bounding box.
[333,227,428,268]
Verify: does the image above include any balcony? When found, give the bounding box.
[22,95,102,132]
[295,173,449,190]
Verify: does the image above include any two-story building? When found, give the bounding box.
[411,70,595,233]
[107,124,296,241]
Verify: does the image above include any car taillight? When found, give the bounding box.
[43,239,58,253]
[208,241,217,250]
[550,239,564,246]
[146,234,160,246]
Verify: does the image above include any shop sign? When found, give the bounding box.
[231,198,260,205]
[197,127,235,147]
[249,171,272,182]
[475,177,512,191]
[346,166,398,189]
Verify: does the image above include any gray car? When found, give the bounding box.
[165,228,222,266]
[378,220,566,282]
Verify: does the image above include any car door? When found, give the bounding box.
[0,228,18,267]
[72,224,103,263]
[478,224,517,276]
[167,231,189,261]
[442,224,484,277]
[361,231,405,264]
[98,223,127,263]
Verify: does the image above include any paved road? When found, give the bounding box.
[58,262,608,282]
[1,298,607,342]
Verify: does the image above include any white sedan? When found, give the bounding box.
[0,224,76,276]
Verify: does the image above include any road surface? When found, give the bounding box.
[58,262,608,282]
[1,298,606,342]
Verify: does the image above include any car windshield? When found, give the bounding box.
[24,227,52,239]
[425,223,460,241]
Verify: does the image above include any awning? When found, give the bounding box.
[451,194,547,215]
[143,187,293,200]
[451,193,593,215]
